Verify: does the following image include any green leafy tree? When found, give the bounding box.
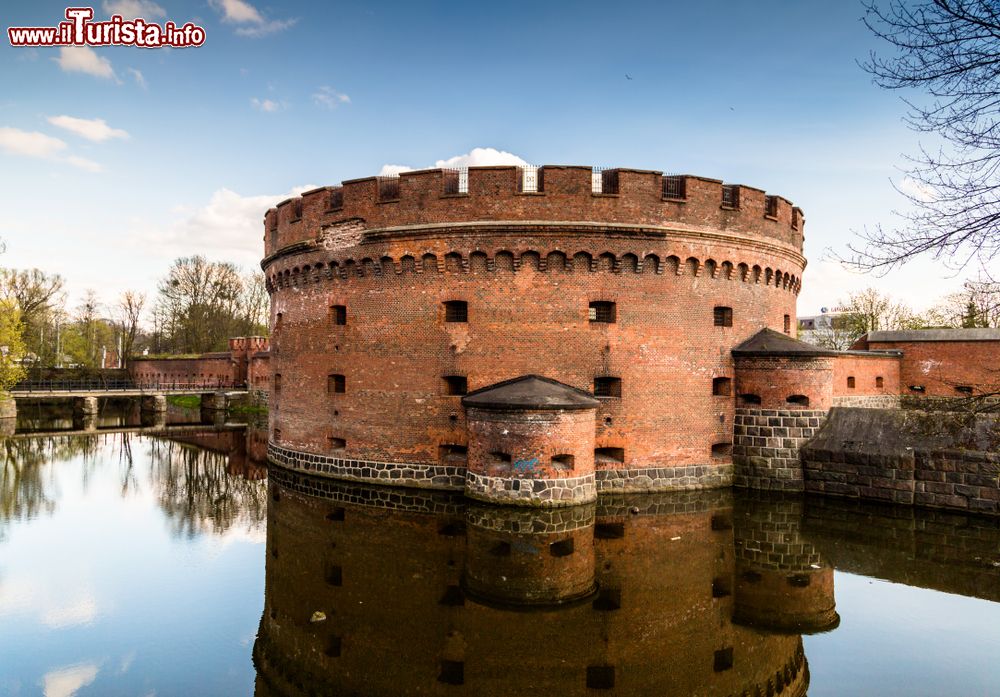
[0,299,26,391]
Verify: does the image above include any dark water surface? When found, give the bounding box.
[2,419,999,696]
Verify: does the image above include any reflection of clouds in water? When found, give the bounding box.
[42,663,99,697]
[41,596,98,628]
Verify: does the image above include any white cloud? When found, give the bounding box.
[42,663,99,697]
[209,0,296,37]
[897,176,937,203]
[136,185,316,268]
[66,156,104,173]
[0,127,67,158]
[379,147,530,177]
[250,98,283,113]
[47,115,129,142]
[312,86,350,109]
[54,47,116,81]
[434,147,529,169]
[102,0,165,19]
[127,67,146,89]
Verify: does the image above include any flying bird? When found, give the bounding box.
[625,73,633,80]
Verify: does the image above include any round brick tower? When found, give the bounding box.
[262,165,805,501]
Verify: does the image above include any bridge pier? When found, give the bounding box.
[0,394,16,435]
[73,413,98,432]
[201,392,228,425]
[73,396,99,417]
[140,394,167,413]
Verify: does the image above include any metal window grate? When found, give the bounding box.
[721,185,739,209]
[517,165,544,193]
[442,168,468,195]
[377,175,400,201]
[713,306,733,327]
[328,187,344,210]
[589,301,616,323]
[592,167,619,194]
[662,175,686,199]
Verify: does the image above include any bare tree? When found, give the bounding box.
[854,1,1000,269]
[927,277,1000,327]
[117,291,146,365]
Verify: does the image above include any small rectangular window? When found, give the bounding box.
[586,666,615,690]
[328,374,346,394]
[549,538,575,557]
[713,306,733,327]
[328,437,346,451]
[438,660,464,686]
[711,442,732,458]
[712,377,732,396]
[662,175,686,200]
[714,648,734,672]
[331,305,347,326]
[589,301,616,323]
[847,376,856,389]
[955,385,973,394]
[784,314,791,334]
[273,427,282,442]
[721,185,740,209]
[551,454,575,470]
[377,175,400,202]
[909,385,925,392]
[275,312,283,329]
[766,195,779,218]
[876,376,884,388]
[274,373,282,393]
[444,300,468,323]
[594,377,621,398]
[442,167,468,195]
[327,187,344,210]
[594,447,625,464]
[439,444,468,464]
[444,375,468,395]
[712,577,732,598]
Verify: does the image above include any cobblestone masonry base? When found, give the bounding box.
[594,464,732,492]
[733,408,828,491]
[267,442,466,490]
[464,471,597,507]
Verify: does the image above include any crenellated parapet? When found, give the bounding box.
[263,166,805,261]
[264,248,803,296]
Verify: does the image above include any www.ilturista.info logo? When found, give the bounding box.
[8,7,206,48]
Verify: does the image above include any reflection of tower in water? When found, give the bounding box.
[256,471,825,696]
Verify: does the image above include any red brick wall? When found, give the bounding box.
[264,167,805,262]
[867,340,1000,396]
[263,167,805,471]
[734,357,834,410]
[129,354,237,387]
[466,408,595,479]
[248,353,271,392]
[832,354,900,396]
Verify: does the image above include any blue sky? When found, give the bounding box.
[0,0,986,316]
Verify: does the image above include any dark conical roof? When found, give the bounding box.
[732,328,838,357]
[461,375,601,411]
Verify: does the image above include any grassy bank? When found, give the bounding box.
[166,394,201,409]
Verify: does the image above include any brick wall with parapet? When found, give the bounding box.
[733,408,828,491]
[129,354,237,388]
[832,352,900,398]
[263,166,805,261]
[862,338,1000,398]
[801,407,1000,514]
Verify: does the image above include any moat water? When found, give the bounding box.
[2,408,1000,696]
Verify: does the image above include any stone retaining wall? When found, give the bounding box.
[733,409,827,491]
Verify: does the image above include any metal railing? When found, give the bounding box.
[592,167,619,194]
[442,168,468,195]
[662,175,686,199]
[12,379,242,393]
